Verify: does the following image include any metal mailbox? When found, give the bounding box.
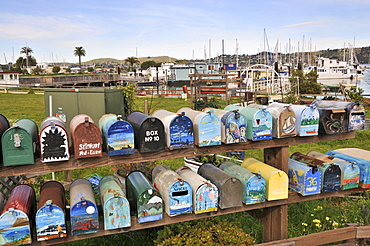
[126,171,163,223]
[197,163,243,209]
[126,111,165,153]
[290,105,320,136]
[290,152,341,192]
[312,100,348,134]
[219,161,266,204]
[39,116,70,162]
[99,175,131,230]
[288,158,322,196]
[0,184,35,245]
[0,193,3,212]
[36,181,67,241]
[176,166,218,214]
[241,158,289,200]
[0,114,10,162]
[267,102,297,138]
[69,178,99,236]
[204,108,247,144]
[99,114,135,156]
[1,118,38,166]
[70,114,103,159]
[152,109,194,150]
[177,107,221,147]
[307,151,360,190]
[152,165,193,216]
[226,104,273,141]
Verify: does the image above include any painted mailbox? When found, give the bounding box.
[290,152,341,192]
[177,108,221,147]
[1,118,38,166]
[312,100,348,134]
[0,184,35,246]
[176,166,218,214]
[267,102,297,138]
[197,163,243,209]
[99,175,131,230]
[126,171,163,223]
[0,114,10,162]
[226,104,273,141]
[152,109,194,150]
[126,111,166,153]
[204,108,247,144]
[288,158,322,196]
[290,105,320,136]
[36,181,67,241]
[69,179,99,236]
[152,165,192,216]
[39,116,70,162]
[219,161,266,204]
[70,114,103,159]
[307,151,360,190]
[99,114,135,156]
[241,158,289,200]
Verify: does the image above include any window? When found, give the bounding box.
[0,75,3,80]
[10,74,13,79]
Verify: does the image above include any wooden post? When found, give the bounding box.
[190,76,194,109]
[144,100,149,115]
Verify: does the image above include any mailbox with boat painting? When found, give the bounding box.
[176,166,218,214]
[290,152,341,192]
[290,105,320,136]
[39,116,70,162]
[219,161,266,204]
[126,171,163,223]
[99,175,131,230]
[312,100,348,134]
[69,179,99,236]
[152,165,192,216]
[266,102,297,138]
[152,110,194,150]
[99,114,135,156]
[307,151,360,190]
[225,104,273,141]
[203,108,247,144]
[177,108,221,147]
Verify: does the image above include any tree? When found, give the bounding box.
[20,46,33,68]
[73,46,86,69]
[32,66,43,75]
[52,66,61,74]
[141,60,161,70]
[287,69,321,103]
[124,57,139,71]
[15,56,37,69]
[87,67,94,73]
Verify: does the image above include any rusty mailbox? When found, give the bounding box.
[126,111,165,153]
[152,165,193,216]
[197,163,243,209]
[0,184,36,245]
[176,166,218,214]
[36,181,67,241]
[39,116,70,162]
[312,100,349,134]
[0,114,10,162]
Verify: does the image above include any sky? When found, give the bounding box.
[1,0,370,64]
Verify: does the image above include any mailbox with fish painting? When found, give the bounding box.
[226,105,273,141]
[126,171,163,223]
[176,166,218,214]
[326,150,369,189]
[241,158,288,200]
[36,181,67,241]
[0,114,10,162]
[177,108,221,147]
[99,175,131,230]
[288,158,321,196]
[312,100,348,134]
[39,116,70,162]
[70,179,99,236]
[0,184,35,246]
[267,102,297,138]
[203,108,247,144]
[290,152,341,192]
[219,161,266,204]
[2,118,38,166]
[152,110,194,150]
[70,114,102,159]
[198,163,243,209]
[99,114,135,156]
[126,111,165,153]
[290,105,320,136]
[307,151,360,190]
[152,165,192,216]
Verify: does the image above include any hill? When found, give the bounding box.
[84,56,178,65]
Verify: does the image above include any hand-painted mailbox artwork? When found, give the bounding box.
[290,105,319,136]
[99,114,135,156]
[99,175,131,230]
[39,116,70,162]
[152,110,194,150]
[288,159,322,196]
[312,100,349,134]
[267,103,297,138]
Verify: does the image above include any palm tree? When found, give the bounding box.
[73,46,86,69]
[20,46,33,68]
[124,57,139,71]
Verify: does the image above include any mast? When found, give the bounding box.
[236,39,239,68]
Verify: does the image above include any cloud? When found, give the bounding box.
[281,21,330,29]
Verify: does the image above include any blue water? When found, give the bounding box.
[357,70,370,96]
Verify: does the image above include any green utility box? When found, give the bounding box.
[44,88,125,132]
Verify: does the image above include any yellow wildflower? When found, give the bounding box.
[326,217,330,221]
[301,223,308,226]
[312,219,321,223]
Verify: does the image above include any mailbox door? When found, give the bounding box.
[138,118,165,153]
[251,110,273,141]
[299,107,320,136]
[73,123,102,159]
[278,109,296,137]
[195,184,218,214]
[168,181,192,216]
[2,127,34,166]
[197,114,221,147]
[319,109,348,134]
[222,113,247,144]
[245,176,266,204]
[168,116,194,150]
[321,165,341,192]
[40,124,70,162]
[70,201,99,236]
[348,104,365,131]
[106,121,135,156]
[137,190,163,223]
[0,210,31,245]
[36,204,67,241]
[103,196,131,230]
